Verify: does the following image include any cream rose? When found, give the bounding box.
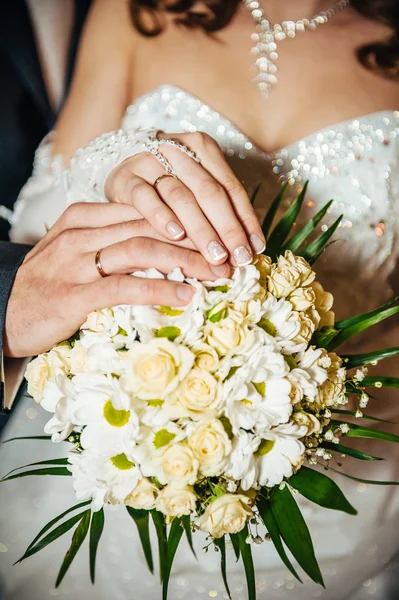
[255,254,273,285]
[292,411,321,436]
[290,312,315,346]
[125,478,158,510]
[155,484,197,518]
[268,251,315,298]
[197,494,253,538]
[289,286,316,311]
[159,443,198,484]
[25,355,51,403]
[69,341,90,375]
[178,369,221,416]
[192,344,220,373]
[188,419,232,476]
[205,309,250,356]
[311,281,335,328]
[124,338,194,399]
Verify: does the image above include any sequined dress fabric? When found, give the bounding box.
[1,86,399,600]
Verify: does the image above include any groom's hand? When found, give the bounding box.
[4,203,230,359]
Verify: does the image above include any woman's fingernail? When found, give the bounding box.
[250,234,266,254]
[177,284,195,303]
[207,241,228,262]
[210,263,230,277]
[167,221,185,239]
[233,245,253,267]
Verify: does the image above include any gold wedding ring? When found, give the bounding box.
[153,172,178,190]
[95,248,109,278]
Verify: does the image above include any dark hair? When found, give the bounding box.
[129,0,399,78]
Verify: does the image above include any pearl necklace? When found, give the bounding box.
[245,0,350,97]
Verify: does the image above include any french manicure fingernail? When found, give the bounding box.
[207,241,228,262]
[210,263,230,277]
[167,221,185,239]
[250,234,266,254]
[177,285,195,303]
[233,245,253,267]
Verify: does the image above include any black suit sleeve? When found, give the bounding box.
[0,241,32,412]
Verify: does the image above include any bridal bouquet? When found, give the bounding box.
[3,184,399,600]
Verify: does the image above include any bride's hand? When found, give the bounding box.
[104,132,266,267]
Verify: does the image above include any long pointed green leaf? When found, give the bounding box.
[1,467,72,482]
[283,200,334,253]
[267,182,309,256]
[288,466,357,515]
[335,297,398,330]
[237,526,256,600]
[362,376,399,389]
[181,515,196,559]
[331,409,397,425]
[250,182,262,206]
[322,442,384,461]
[214,536,231,599]
[56,511,91,587]
[126,507,154,574]
[332,421,399,443]
[343,347,399,369]
[298,215,342,265]
[89,509,104,584]
[25,501,91,554]
[327,305,399,351]
[3,435,52,443]
[229,533,240,562]
[261,182,289,240]
[3,458,69,479]
[328,467,399,486]
[163,518,184,600]
[257,496,302,582]
[17,511,89,563]
[270,485,324,586]
[152,510,168,583]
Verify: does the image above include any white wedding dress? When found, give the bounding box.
[1,85,399,600]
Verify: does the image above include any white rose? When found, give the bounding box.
[197,494,253,539]
[125,478,159,510]
[124,338,194,399]
[290,312,315,346]
[178,369,221,416]
[282,251,315,287]
[156,484,197,518]
[255,254,273,285]
[159,443,198,484]
[292,411,321,436]
[311,281,335,328]
[205,309,251,356]
[25,355,51,403]
[192,344,220,373]
[188,420,232,476]
[289,286,316,311]
[69,341,90,375]
[268,251,315,298]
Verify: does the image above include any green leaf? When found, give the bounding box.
[261,181,289,240]
[2,458,69,479]
[237,526,256,600]
[163,518,184,600]
[229,533,240,562]
[156,326,181,341]
[17,510,89,563]
[333,421,399,443]
[327,467,399,486]
[331,409,397,425]
[126,507,154,574]
[322,442,384,461]
[181,515,196,559]
[267,182,309,257]
[288,466,357,515]
[56,510,91,587]
[3,435,51,443]
[342,347,399,369]
[152,510,168,583]
[1,467,72,482]
[326,305,399,351]
[89,509,105,584]
[270,485,324,586]
[335,297,398,330]
[361,376,399,389]
[214,536,231,599]
[311,327,339,349]
[250,181,262,206]
[283,200,334,253]
[153,429,176,450]
[298,214,342,265]
[257,496,302,582]
[25,501,91,554]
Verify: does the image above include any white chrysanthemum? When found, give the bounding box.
[259,294,307,354]
[255,422,307,488]
[75,330,122,375]
[134,423,187,479]
[224,430,259,491]
[296,347,330,388]
[42,373,77,442]
[71,373,139,456]
[68,449,142,512]
[122,338,194,400]
[202,264,261,307]
[287,366,321,403]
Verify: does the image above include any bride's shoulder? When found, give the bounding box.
[84,0,139,48]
